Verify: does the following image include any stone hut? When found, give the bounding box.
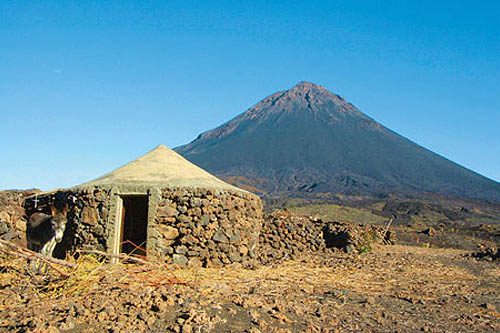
[24,145,263,267]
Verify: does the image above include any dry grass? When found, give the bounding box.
[171,245,480,306]
[0,243,482,308]
[0,250,186,312]
[1,243,498,332]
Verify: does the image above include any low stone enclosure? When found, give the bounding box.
[22,188,394,268]
[257,210,396,264]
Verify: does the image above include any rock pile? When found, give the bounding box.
[469,246,500,262]
[258,210,395,264]
[323,221,396,253]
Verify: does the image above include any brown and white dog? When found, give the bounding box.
[27,203,68,271]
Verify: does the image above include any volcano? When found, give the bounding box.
[175,82,500,201]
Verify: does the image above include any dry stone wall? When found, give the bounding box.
[23,188,111,258]
[149,188,262,268]
[24,187,263,266]
[258,210,396,264]
[22,188,396,267]
[65,188,111,255]
[0,190,38,241]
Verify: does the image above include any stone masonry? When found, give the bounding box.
[149,188,262,268]
[23,187,263,267]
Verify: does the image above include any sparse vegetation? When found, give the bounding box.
[288,203,387,224]
[1,244,500,332]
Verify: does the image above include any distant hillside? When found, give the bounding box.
[175,82,500,201]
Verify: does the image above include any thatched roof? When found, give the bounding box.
[74,145,244,192]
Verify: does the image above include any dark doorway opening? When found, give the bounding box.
[120,195,148,256]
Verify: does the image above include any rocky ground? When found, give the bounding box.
[1,192,499,332]
[1,241,499,332]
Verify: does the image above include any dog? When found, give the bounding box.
[27,203,69,271]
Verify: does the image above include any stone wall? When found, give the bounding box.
[0,190,38,242]
[22,187,399,267]
[64,188,112,255]
[257,210,328,264]
[23,188,112,258]
[258,210,396,264]
[149,188,263,268]
[23,186,263,265]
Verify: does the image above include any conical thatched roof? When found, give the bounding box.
[74,145,244,191]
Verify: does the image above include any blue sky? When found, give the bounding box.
[1,0,499,190]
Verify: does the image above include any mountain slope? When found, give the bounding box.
[175,82,500,201]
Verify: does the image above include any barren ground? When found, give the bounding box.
[1,243,499,332]
[1,194,499,332]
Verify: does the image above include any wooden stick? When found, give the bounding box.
[383,215,396,241]
[0,247,71,276]
[76,249,155,266]
[0,239,75,269]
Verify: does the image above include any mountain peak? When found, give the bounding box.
[175,83,500,201]
[189,82,368,143]
[282,81,347,107]
[286,81,329,99]
[291,81,326,92]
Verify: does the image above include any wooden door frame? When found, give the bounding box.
[112,195,125,264]
[112,193,149,263]
[108,187,160,264]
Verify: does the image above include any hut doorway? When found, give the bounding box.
[118,195,148,257]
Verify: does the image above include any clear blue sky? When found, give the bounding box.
[1,1,499,190]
